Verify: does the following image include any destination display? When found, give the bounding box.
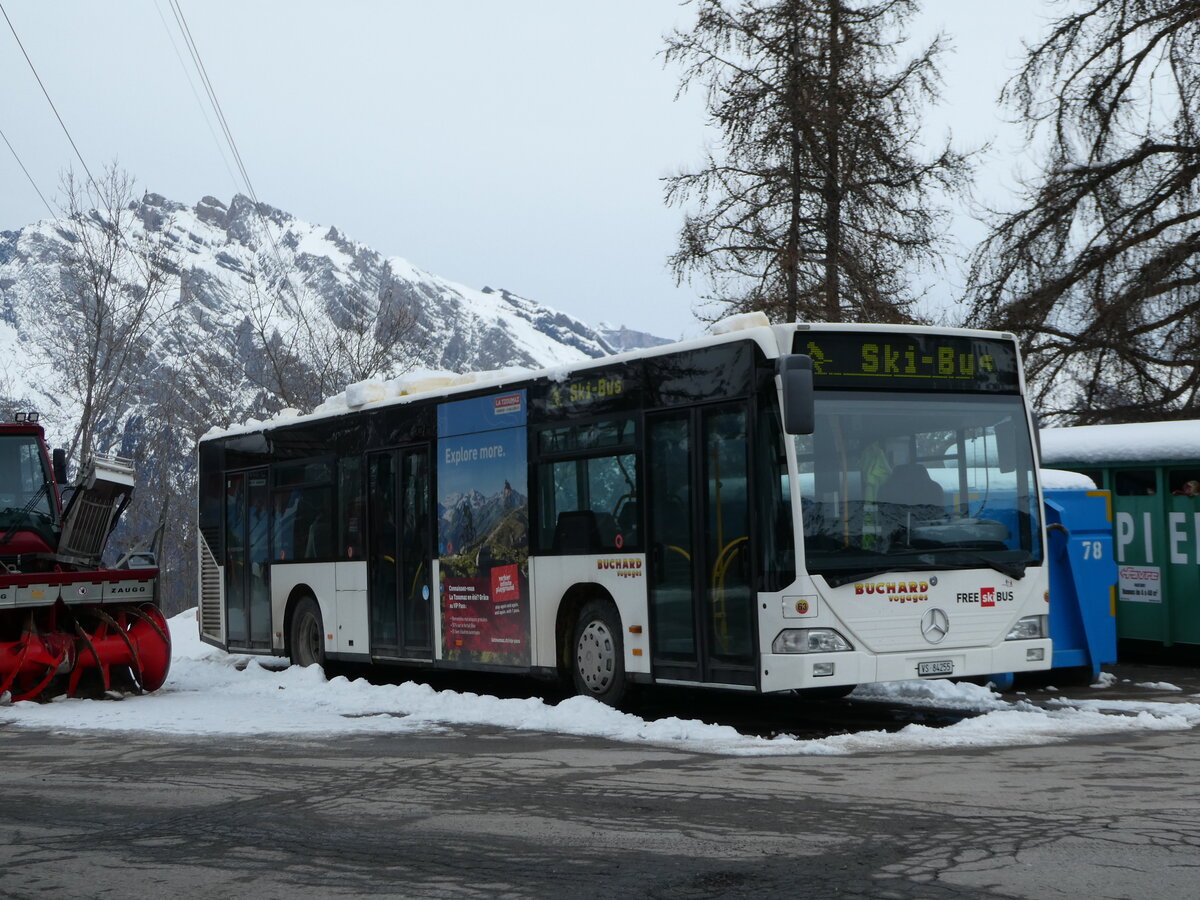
[795,332,1021,393]
[547,374,625,409]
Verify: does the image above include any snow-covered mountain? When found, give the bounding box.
[2,194,645,426]
[0,190,667,611]
[597,321,673,353]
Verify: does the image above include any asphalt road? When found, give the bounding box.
[4,667,1200,900]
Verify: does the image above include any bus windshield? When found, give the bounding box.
[0,435,55,528]
[796,392,1042,586]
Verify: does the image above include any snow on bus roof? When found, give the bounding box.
[1040,420,1200,466]
[200,319,790,442]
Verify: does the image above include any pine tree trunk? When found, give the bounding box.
[822,0,843,322]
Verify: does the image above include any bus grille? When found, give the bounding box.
[198,534,223,639]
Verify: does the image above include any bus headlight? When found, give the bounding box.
[1005,616,1047,640]
[772,628,854,654]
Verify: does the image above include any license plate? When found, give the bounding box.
[918,660,953,677]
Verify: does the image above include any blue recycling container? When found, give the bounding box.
[1042,488,1118,679]
[989,486,1117,688]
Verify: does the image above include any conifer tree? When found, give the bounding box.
[664,0,969,323]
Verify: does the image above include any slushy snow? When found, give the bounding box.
[2,609,1195,756]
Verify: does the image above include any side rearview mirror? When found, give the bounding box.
[778,355,814,435]
[52,448,69,485]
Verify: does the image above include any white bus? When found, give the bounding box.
[196,315,1050,703]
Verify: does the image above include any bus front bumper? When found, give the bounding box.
[760,638,1053,693]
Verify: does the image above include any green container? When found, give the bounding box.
[1041,422,1200,646]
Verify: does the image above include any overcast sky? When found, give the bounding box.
[1,1,1051,340]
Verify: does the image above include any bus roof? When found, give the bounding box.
[200,316,1019,444]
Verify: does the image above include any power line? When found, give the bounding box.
[166,0,261,208]
[2,1,170,295]
[165,0,293,290]
[153,0,240,193]
[0,125,54,218]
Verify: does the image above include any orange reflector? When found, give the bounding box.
[326,633,333,640]
[628,625,643,634]
[632,648,643,656]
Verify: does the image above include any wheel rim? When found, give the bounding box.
[576,619,615,694]
[297,611,321,666]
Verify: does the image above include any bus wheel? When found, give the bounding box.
[571,600,626,706]
[289,596,325,670]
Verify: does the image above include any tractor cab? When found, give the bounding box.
[0,417,61,562]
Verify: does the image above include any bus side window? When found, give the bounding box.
[756,397,794,591]
[273,459,335,561]
[536,417,637,554]
[537,453,638,553]
[338,456,364,558]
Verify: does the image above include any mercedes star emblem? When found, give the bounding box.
[921,607,949,644]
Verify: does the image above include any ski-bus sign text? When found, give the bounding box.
[547,375,625,409]
[797,332,1020,393]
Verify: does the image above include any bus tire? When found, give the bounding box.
[289,595,326,670]
[571,599,626,706]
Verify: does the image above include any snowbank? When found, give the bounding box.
[1,609,1195,756]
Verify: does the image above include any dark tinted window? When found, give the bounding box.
[535,416,639,553]
[538,417,635,454]
[338,456,364,559]
[1115,469,1156,496]
[272,458,334,560]
[646,343,754,407]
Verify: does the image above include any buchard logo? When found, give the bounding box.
[854,580,930,604]
[596,558,643,579]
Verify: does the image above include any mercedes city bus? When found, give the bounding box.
[196,314,1050,703]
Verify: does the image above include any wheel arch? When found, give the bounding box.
[554,582,619,676]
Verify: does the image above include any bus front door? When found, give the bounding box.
[367,446,434,659]
[224,468,272,650]
[647,404,756,687]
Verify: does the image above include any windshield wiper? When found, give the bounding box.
[822,568,890,588]
[945,551,1029,580]
[812,548,942,588]
[812,547,1030,587]
[0,483,51,546]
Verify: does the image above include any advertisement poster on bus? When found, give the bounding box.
[436,390,530,665]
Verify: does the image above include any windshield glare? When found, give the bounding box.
[796,392,1042,583]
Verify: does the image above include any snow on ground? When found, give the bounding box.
[1,610,1196,756]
